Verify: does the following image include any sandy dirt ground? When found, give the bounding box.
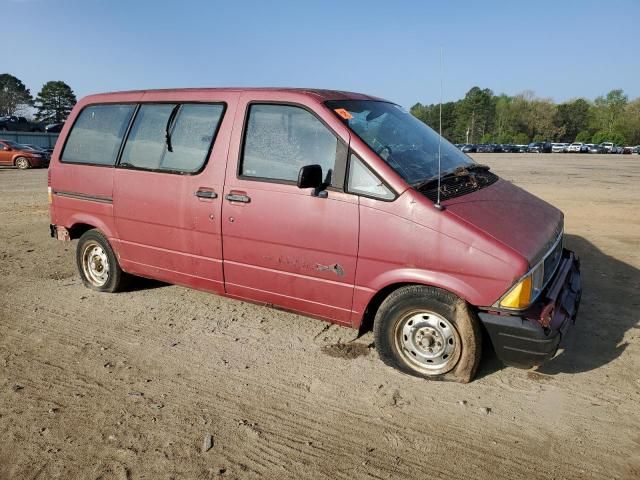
[1,153,639,479]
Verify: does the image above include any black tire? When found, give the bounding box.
[76,229,128,293]
[15,157,30,170]
[373,285,482,383]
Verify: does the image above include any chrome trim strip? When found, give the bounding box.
[53,190,113,204]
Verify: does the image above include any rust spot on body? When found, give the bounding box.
[315,263,345,276]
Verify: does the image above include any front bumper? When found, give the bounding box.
[479,249,582,368]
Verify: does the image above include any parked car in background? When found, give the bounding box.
[45,123,65,133]
[551,143,569,153]
[622,146,634,154]
[587,144,603,154]
[21,144,52,161]
[0,115,44,132]
[0,140,49,168]
[600,142,623,153]
[567,142,585,153]
[527,142,552,153]
[461,144,477,153]
[502,144,523,153]
[48,87,582,382]
[475,144,494,153]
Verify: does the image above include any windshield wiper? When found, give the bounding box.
[412,164,490,191]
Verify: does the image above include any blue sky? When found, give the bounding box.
[6,0,640,107]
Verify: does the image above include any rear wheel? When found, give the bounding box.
[373,285,482,383]
[15,157,30,169]
[76,230,128,292]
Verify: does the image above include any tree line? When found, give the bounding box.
[411,87,640,146]
[2,72,638,145]
[0,73,77,124]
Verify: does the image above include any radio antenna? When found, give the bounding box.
[434,47,444,211]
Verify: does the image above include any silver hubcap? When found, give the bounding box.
[394,310,461,375]
[82,241,109,287]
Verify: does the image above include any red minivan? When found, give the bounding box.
[48,88,581,382]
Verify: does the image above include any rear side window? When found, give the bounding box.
[62,104,135,165]
[61,105,135,165]
[120,103,224,174]
[241,104,338,183]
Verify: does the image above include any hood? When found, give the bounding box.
[443,179,563,266]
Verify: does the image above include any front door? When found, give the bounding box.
[222,97,358,324]
[113,96,236,293]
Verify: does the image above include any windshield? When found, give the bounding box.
[326,100,473,185]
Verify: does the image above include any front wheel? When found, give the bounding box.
[76,230,128,292]
[15,157,30,169]
[373,285,482,383]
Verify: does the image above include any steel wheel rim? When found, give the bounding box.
[393,310,461,375]
[81,241,109,287]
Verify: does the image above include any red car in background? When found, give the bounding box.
[48,88,582,382]
[0,139,49,168]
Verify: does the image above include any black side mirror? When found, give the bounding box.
[297,164,329,197]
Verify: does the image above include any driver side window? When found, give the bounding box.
[241,104,338,184]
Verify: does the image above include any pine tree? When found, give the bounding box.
[0,73,33,116]
[35,81,77,123]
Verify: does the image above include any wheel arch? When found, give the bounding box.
[358,282,413,335]
[355,269,488,334]
[68,222,99,240]
[65,213,117,241]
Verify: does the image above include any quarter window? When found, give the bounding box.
[120,103,224,173]
[241,104,338,183]
[62,104,135,165]
[347,154,395,200]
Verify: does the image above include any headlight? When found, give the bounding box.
[499,261,545,309]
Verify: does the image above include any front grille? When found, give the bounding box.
[543,235,563,285]
[421,170,499,202]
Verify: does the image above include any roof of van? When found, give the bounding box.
[85,87,390,102]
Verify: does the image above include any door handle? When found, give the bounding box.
[195,189,218,199]
[225,193,251,203]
